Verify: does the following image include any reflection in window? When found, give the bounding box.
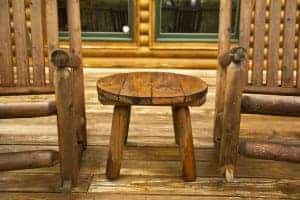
[58,0,130,33]
[160,0,239,34]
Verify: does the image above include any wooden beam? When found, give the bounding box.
[53,55,80,187]
[239,141,300,163]
[242,94,300,116]
[67,0,87,148]
[219,48,247,182]
[214,0,232,151]
[252,0,266,86]
[245,86,300,96]
[30,0,46,87]
[12,0,30,86]
[45,0,59,85]
[0,101,57,119]
[0,0,14,86]
[0,86,54,96]
[0,150,59,171]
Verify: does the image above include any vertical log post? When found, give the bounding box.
[219,47,247,182]
[213,0,232,152]
[52,49,80,189]
[67,0,87,149]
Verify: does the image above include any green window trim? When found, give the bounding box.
[59,0,134,41]
[156,0,240,42]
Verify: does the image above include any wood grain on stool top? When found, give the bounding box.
[97,72,208,106]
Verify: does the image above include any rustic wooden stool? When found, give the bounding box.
[97,72,208,181]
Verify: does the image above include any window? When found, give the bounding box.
[58,0,133,41]
[156,0,240,42]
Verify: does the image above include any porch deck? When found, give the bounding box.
[0,68,299,199]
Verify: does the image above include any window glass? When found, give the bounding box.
[58,0,132,40]
[157,0,239,41]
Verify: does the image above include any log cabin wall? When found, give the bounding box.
[76,0,300,69]
[60,0,219,69]
[6,0,300,69]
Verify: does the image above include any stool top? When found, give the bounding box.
[97,72,208,106]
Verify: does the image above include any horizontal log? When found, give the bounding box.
[83,57,218,69]
[239,141,300,163]
[0,86,54,96]
[0,150,59,171]
[241,94,300,116]
[245,86,300,96]
[0,101,57,119]
[79,48,218,59]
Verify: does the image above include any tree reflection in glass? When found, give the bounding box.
[58,0,129,33]
[160,0,238,34]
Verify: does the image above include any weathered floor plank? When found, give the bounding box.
[0,173,92,193]
[89,176,300,199]
[0,193,274,200]
[1,146,299,180]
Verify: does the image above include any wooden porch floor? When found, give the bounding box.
[0,68,299,199]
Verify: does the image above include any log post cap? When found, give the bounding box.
[230,47,247,64]
[219,47,247,68]
[51,49,70,68]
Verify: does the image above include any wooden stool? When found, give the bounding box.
[97,72,208,181]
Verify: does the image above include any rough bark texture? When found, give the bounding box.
[242,94,300,116]
[0,150,59,171]
[239,141,300,163]
[0,101,57,119]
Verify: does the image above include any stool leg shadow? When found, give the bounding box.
[106,105,131,180]
[172,106,197,181]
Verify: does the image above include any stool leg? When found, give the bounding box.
[172,107,181,145]
[172,106,196,181]
[124,106,131,145]
[106,105,131,180]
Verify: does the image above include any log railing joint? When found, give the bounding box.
[219,47,247,68]
[51,49,71,69]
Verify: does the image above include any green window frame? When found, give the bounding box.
[156,0,240,42]
[59,0,134,41]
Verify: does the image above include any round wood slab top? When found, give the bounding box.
[97,72,208,106]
